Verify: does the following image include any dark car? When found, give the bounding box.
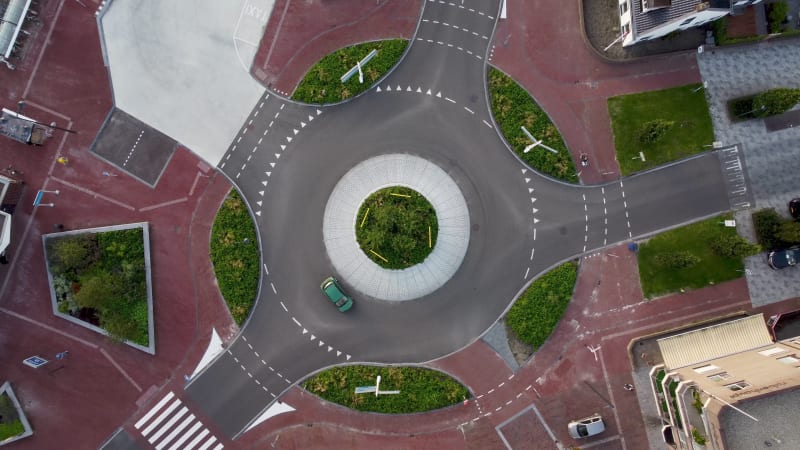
[790,198,800,220]
[320,276,354,312]
[768,246,800,270]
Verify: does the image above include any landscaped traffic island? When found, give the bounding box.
[43,223,154,353]
[302,365,470,414]
[0,382,31,445]
[356,186,438,269]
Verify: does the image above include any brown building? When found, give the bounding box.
[648,314,800,449]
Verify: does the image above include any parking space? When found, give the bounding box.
[90,108,177,187]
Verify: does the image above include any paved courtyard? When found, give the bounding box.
[698,39,800,307]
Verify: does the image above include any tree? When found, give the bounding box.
[710,234,762,258]
[777,221,800,244]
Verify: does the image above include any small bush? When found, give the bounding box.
[729,96,756,120]
[709,234,761,258]
[751,88,800,117]
[692,391,704,415]
[654,251,700,269]
[693,427,707,446]
[638,119,675,144]
[712,18,728,43]
[778,221,800,244]
[768,0,789,33]
[752,208,799,250]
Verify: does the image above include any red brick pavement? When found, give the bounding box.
[251,0,423,96]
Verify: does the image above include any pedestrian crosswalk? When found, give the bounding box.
[134,391,223,450]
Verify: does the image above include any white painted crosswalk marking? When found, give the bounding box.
[166,421,202,450]
[155,413,195,449]
[135,392,175,429]
[183,429,210,450]
[141,399,181,437]
[148,406,188,443]
[197,436,218,450]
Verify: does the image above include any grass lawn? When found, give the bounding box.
[0,392,23,440]
[488,68,577,182]
[637,214,746,298]
[608,84,714,175]
[210,189,259,325]
[46,227,149,346]
[292,39,408,104]
[506,261,578,351]
[302,365,470,414]
[356,186,437,269]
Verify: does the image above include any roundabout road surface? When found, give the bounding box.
[184,0,731,439]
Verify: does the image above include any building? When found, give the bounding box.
[648,314,800,449]
[617,0,763,47]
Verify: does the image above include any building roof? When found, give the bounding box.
[631,0,730,36]
[657,314,773,369]
[720,387,800,449]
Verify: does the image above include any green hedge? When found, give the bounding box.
[506,262,578,350]
[302,365,470,413]
[210,190,260,325]
[729,88,800,120]
[752,208,800,250]
[488,68,577,182]
[292,39,408,104]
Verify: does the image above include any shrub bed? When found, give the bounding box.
[637,215,758,298]
[45,226,150,346]
[302,365,470,414]
[210,189,259,325]
[292,39,408,104]
[0,393,23,440]
[752,208,800,250]
[356,186,437,269]
[506,261,578,351]
[729,88,800,120]
[488,68,577,182]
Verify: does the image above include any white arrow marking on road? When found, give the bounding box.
[436,92,442,97]
[302,328,308,334]
[293,129,299,135]
[525,178,531,183]
[258,190,264,196]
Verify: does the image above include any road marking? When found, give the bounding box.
[271,283,277,294]
[524,267,529,279]
[445,97,456,103]
[464,106,474,114]
[135,392,176,429]
[280,301,287,312]
[292,317,301,326]
[482,119,492,128]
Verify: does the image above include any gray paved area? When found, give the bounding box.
[481,321,519,371]
[90,108,177,187]
[322,154,470,301]
[698,39,800,306]
[101,0,269,165]
[720,387,800,449]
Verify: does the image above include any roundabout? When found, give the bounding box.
[323,154,469,301]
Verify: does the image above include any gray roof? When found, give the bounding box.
[631,0,731,35]
[720,387,800,449]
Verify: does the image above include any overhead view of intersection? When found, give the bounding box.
[1,0,799,449]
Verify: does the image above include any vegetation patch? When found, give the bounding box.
[728,88,800,121]
[292,39,408,104]
[356,186,437,269]
[506,262,578,351]
[488,68,577,182]
[608,84,714,175]
[637,215,759,298]
[302,365,470,414]
[0,392,23,441]
[45,225,150,347]
[210,189,259,325]
[752,208,800,250]
[768,0,790,33]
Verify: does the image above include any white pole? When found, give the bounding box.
[375,375,381,397]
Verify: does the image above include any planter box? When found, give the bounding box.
[0,382,32,446]
[42,222,155,354]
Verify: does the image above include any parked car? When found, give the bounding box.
[790,198,800,220]
[768,246,800,270]
[567,414,605,439]
[320,276,353,312]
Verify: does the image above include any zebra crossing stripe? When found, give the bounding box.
[196,435,218,450]
[182,429,210,450]
[148,406,188,443]
[141,399,181,437]
[155,413,196,450]
[166,421,202,450]
[135,392,175,429]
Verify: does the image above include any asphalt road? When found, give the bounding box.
[186,0,730,439]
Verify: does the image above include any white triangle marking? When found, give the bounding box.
[327,346,333,352]
[293,129,299,135]
[280,145,286,151]
[336,351,341,356]
[308,115,314,121]
[416,87,422,93]
[258,190,264,196]
[407,86,413,91]
[270,162,276,168]
[426,89,432,95]
[316,109,322,115]
[275,153,281,159]
[262,181,268,186]
[346,354,352,361]
[521,168,527,174]
[256,211,261,216]
[528,188,534,193]
[525,178,531,183]
[534,218,540,224]
[310,334,316,341]
[397,85,402,91]
[436,92,442,97]
[302,328,308,334]
[266,171,271,176]
[376,86,382,92]
[257,201,262,206]
[300,122,306,128]
[532,208,538,213]
[286,136,292,142]
[531,198,537,203]
[318,341,324,347]
[386,85,392,91]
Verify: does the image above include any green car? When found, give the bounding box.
[320,276,354,312]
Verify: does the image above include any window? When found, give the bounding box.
[778,355,800,364]
[708,372,732,382]
[619,2,628,15]
[759,347,786,356]
[725,381,751,391]
[622,23,631,35]
[693,364,720,374]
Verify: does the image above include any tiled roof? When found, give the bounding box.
[657,314,773,370]
[631,0,729,35]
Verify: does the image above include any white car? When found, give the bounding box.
[568,414,605,439]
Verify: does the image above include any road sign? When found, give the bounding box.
[23,355,48,368]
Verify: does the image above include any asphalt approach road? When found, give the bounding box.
[185,0,730,439]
